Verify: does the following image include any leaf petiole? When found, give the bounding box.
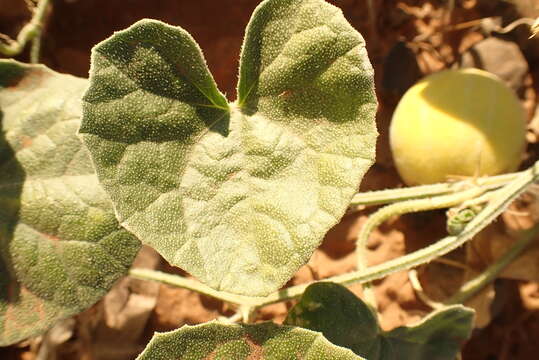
[349,170,521,208]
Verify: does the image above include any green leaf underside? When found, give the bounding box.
[80,0,377,296]
[136,321,365,360]
[0,60,140,346]
[285,283,474,360]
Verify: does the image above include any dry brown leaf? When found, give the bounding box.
[519,282,539,310]
[92,247,161,360]
[35,319,75,360]
[55,246,163,360]
[376,271,428,331]
[417,248,495,329]
[463,284,495,328]
[528,105,539,143]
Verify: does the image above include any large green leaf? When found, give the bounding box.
[80,0,377,296]
[137,321,365,360]
[285,282,474,360]
[0,60,140,346]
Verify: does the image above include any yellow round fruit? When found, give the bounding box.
[389,68,526,185]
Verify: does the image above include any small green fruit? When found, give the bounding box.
[390,68,527,185]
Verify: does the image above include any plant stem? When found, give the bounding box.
[30,34,42,63]
[0,0,50,57]
[239,305,257,323]
[446,223,539,305]
[129,161,539,311]
[355,186,486,269]
[355,185,486,310]
[366,0,378,48]
[262,161,539,306]
[128,268,262,307]
[220,312,243,324]
[350,171,519,207]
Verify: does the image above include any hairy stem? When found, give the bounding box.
[350,171,520,208]
[239,305,258,323]
[0,0,50,57]
[355,184,486,310]
[262,161,538,306]
[30,34,42,63]
[355,186,487,268]
[128,268,263,307]
[220,312,243,324]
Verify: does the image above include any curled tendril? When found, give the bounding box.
[446,205,484,235]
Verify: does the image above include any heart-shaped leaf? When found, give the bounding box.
[136,321,365,359]
[80,0,377,296]
[0,60,140,346]
[285,282,474,360]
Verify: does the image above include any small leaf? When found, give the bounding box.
[80,0,377,296]
[0,60,140,346]
[284,282,381,357]
[285,282,474,360]
[384,304,475,359]
[136,321,365,360]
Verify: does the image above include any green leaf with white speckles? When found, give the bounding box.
[0,60,140,346]
[285,283,475,359]
[136,321,365,360]
[80,0,377,296]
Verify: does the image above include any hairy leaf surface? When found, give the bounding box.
[80,0,377,296]
[136,321,365,360]
[285,282,474,359]
[0,60,140,346]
